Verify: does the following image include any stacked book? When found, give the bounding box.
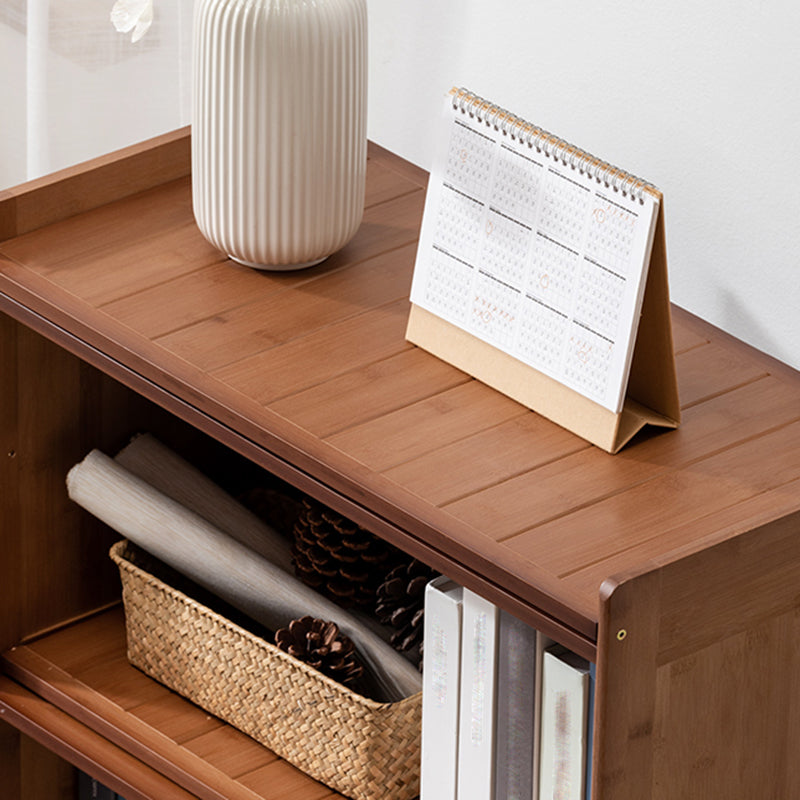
[421,579,595,800]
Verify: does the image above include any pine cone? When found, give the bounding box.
[274,616,364,689]
[291,499,404,608]
[376,559,439,669]
[238,486,304,539]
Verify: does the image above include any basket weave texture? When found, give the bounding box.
[110,540,422,800]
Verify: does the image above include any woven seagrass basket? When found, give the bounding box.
[110,540,422,800]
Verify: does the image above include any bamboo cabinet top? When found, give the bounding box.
[2,128,800,661]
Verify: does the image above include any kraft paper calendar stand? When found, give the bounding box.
[406,200,680,454]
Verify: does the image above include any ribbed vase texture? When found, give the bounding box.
[192,0,367,269]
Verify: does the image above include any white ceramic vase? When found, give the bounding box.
[192,0,367,270]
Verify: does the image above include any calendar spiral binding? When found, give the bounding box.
[452,87,656,204]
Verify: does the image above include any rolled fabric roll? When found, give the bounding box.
[67,449,421,702]
[113,433,395,646]
[114,433,294,574]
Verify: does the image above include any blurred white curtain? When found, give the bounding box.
[0,0,192,188]
[25,0,50,178]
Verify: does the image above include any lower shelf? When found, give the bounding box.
[0,676,201,800]
[0,607,344,800]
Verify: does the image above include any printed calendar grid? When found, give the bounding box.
[409,94,659,413]
[491,144,545,223]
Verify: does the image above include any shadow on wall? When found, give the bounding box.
[718,288,788,366]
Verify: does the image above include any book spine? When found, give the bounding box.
[531,631,555,797]
[537,645,591,800]
[420,577,464,800]
[494,609,537,800]
[585,662,596,800]
[457,589,500,800]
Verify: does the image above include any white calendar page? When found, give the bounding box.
[409,95,659,414]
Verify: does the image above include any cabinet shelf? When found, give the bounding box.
[2,128,800,798]
[2,608,341,800]
[0,675,198,800]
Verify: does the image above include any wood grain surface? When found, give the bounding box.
[596,509,800,799]
[2,131,800,650]
[2,129,800,799]
[2,609,343,800]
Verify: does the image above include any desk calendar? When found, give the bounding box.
[407,88,680,453]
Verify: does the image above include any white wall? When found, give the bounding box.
[367,0,800,371]
[2,0,798,371]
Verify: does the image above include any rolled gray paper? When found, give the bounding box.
[67,449,421,701]
[114,433,294,574]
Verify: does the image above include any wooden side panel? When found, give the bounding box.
[0,317,205,651]
[13,324,119,643]
[0,722,22,799]
[0,128,191,243]
[0,725,77,800]
[595,509,800,799]
[0,312,22,652]
[651,613,798,800]
[21,736,76,800]
[593,571,661,796]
